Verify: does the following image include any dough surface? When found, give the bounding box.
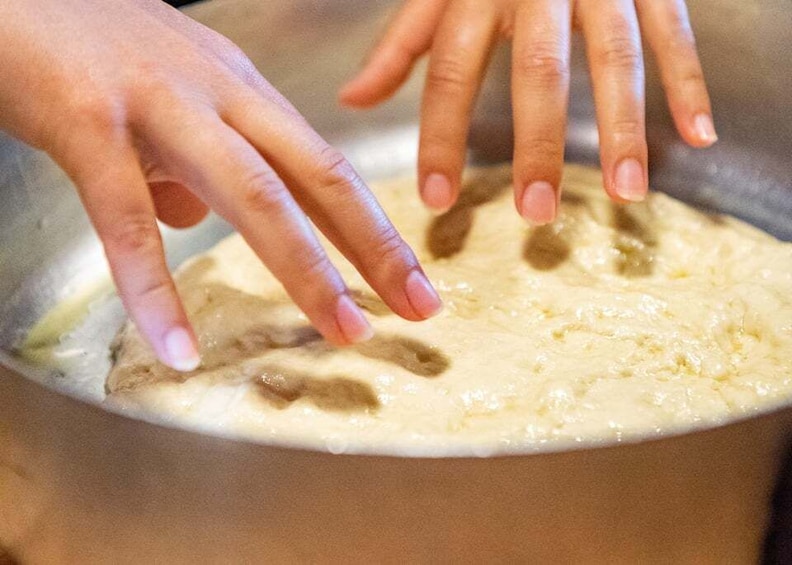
[107,164,792,455]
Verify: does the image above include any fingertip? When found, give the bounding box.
[163,326,201,372]
[337,51,406,109]
[519,181,558,225]
[676,112,718,148]
[337,79,370,108]
[421,173,455,214]
[404,269,443,319]
[613,158,647,203]
[691,113,718,147]
[335,294,374,344]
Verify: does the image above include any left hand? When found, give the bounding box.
[339,0,716,224]
[0,0,443,371]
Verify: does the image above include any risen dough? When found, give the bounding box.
[107,164,792,455]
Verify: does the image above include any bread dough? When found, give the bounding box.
[107,164,792,455]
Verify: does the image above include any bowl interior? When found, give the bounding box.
[0,0,790,445]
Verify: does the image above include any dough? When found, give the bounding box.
[107,164,792,455]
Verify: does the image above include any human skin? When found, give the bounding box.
[0,0,442,371]
[340,0,717,224]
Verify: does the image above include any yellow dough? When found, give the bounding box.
[107,164,792,455]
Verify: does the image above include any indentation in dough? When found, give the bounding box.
[354,335,450,377]
[523,226,571,271]
[612,205,657,278]
[426,170,510,259]
[218,325,321,364]
[253,368,380,413]
[349,289,392,317]
[178,257,217,284]
[107,363,182,393]
[560,190,586,207]
[106,283,322,393]
[191,284,322,369]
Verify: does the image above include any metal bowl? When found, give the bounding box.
[1,0,791,562]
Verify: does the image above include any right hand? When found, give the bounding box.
[340,0,716,224]
[0,0,442,371]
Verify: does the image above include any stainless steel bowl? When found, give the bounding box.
[2,0,791,562]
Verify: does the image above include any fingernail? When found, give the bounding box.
[422,174,453,214]
[614,159,646,202]
[164,327,201,372]
[405,270,443,319]
[694,113,718,145]
[520,181,557,225]
[336,294,374,343]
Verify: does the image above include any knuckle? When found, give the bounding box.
[217,35,249,64]
[48,91,128,166]
[299,250,336,282]
[126,61,175,100]
[426,55,469,93]
[596,34,643,72]
[313,145,358,194]
[371,227,410,267]
[133,276,175,305]
[420,128,460,158]
[223,43,260,78]
[239,169,290,217]
[515,41,570,87]
[677,66,706,88]
[610,118,644,139]
[104,217,161,256]
[317,146,353,181]
[606,119,645,148]
[522,137,563,161]
[63,92,127,140]
[121,64,187,122]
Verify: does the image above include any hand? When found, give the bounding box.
[0,0,442,371]
[340,0,717,224]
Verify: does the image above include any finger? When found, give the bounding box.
[635,0,716,147]
[577,0,648,203]
[149,181,210,228]
[418,0,499,213]
[58,141,200,372]
[338,0,448,108]
[511,0,573,225]
[223,93,443,322]
[142,112,377,346]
